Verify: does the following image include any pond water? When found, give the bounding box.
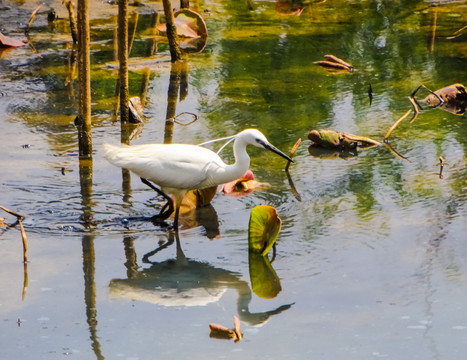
[1,0,466,359]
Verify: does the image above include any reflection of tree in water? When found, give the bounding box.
[2,13,160,151]
[109,232,293,326]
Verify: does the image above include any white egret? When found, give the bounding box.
[103,128,292,229]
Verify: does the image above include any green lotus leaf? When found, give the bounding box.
[248,205,281,256]
[249,250,281,299]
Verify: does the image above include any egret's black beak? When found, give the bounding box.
[259,140,294,163]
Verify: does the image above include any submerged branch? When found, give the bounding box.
[383,94,420,141]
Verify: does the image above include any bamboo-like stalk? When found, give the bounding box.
[162,0,183,62]
[285,138,301,172]
[19,219,28,263]
[22,262,28,301]
[128,12,139,55]
[64,0,78,43]
[118,0,130,123]
[77,0,92,158]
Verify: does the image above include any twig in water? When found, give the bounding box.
[0,206,28,263]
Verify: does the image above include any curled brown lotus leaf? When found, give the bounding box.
[157,9,207,38]
[421,84,466,115]
[209,316,242,342]
[0,32,27,48]
[315,54,354,72]
[180,186,217,213]
[308,129,355,149]
[309,129,381,150]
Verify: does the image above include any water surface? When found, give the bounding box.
[1,0,466,359]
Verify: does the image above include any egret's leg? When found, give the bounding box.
[172,192,186,230]
[140,178,174,219]
[173,203,181,230]
[142,234,175,263]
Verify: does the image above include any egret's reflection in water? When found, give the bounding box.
[109,231,293,326]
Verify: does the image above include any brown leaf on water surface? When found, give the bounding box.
[314,61,351,71]
[0,32,27,48]
[309,129,380,149]
[324,54,354,70]
[315,55,354,73]
[219,170,270,197]
[420,83,467,115]
[382,83,465,141]
[209,323,237,340]
[209,316,242,342]
[180,186,217,213]
[157,9,208,38]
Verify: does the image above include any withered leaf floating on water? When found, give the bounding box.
[420,83,466,115]
[314,54,355,73]
[219,169,270,197]
[0,32,27,48]
[157,9,208,38]
[385,83,466,141]
[308,129,381,150]
[209,316,243,342]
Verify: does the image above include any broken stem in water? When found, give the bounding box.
[0,205,28,263]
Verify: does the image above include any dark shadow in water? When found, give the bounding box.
[178,203,220,239]
[164,59,189,144]
[286,170,302,201]
[82,235,104,360]
[110,231,293,326]
[79,134,102,358]
[114,201,220,239]
[308,145,358,160]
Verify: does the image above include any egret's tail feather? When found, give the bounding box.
[102,143,131,168]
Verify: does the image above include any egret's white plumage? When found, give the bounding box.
[103,128,292,228]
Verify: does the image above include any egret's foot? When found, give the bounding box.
[149,214,170,225]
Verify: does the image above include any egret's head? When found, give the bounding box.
[238,129,293,163]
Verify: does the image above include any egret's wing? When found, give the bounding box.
[103,143,224,189]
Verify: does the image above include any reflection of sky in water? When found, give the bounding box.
[330,91,357,132]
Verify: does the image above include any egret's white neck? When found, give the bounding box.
[224,137,251,181]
